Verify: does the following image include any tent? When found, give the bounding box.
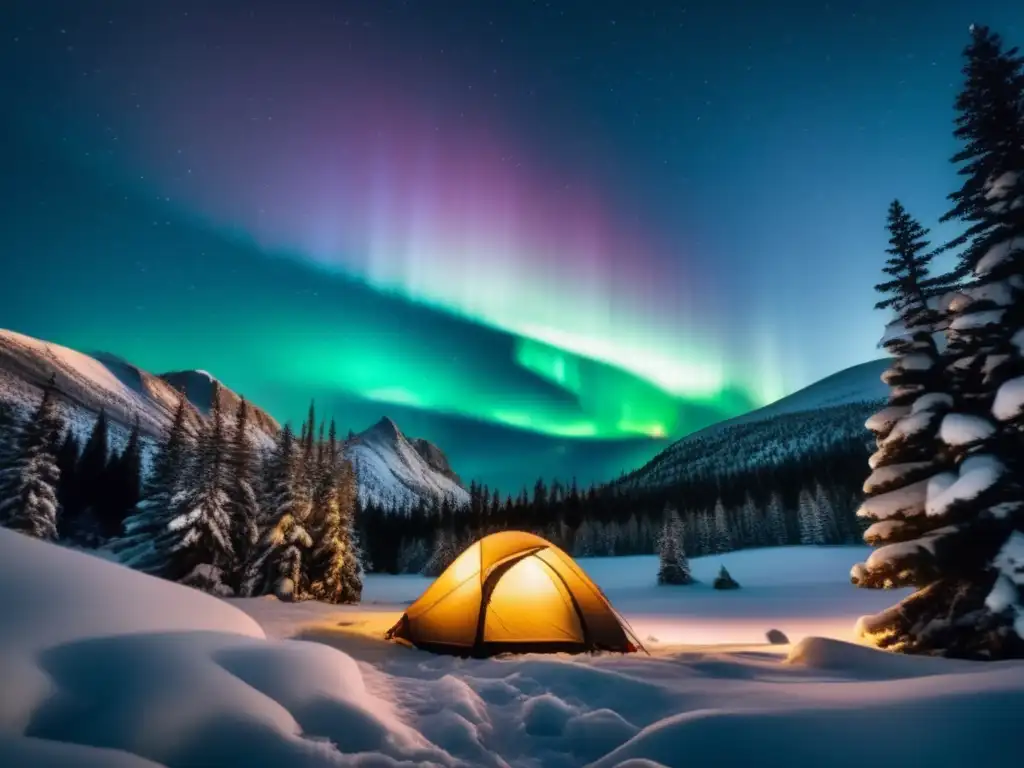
[385,530,645,656]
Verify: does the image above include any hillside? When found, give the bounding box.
[0,329,468,509]
[621,358,888,492]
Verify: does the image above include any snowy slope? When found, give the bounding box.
[621,359,888,491]
[345,417,470,509]
[725,357,890,427]
[0,329,278,453]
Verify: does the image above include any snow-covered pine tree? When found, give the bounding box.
[765,491,788,546]
[0,376,63,539]
[396,537,429,574]
[244,424,314,599]
[739,493,761,548]
[797,487,825,545]
[813,482,837,544]
[307,450,346,602]
[115,395,192,573]
[853,200,956,595]
[225,398,261,588]
[657,505,693,585]
[712,498,732,553]
[697,509,713,556]
[873,24,1024,658]
[165,381,236,594]
[572,519,595,557]
[337,457,363,603]
[423,527,457,577]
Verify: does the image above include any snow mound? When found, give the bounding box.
[993,375,1024,421]
[0,528,447,767]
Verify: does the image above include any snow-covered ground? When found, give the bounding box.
[2,529,1021,767]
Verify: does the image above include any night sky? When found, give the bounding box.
[1,1,1021,490]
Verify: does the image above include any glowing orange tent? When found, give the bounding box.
[385,531,645,656]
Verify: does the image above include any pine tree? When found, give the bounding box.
[423,527,457,577]
[869,24,1024,658]
[225,398,261,588]
[337,457,363,602]
[657,505,693,585]
[244,424,313,599]
[797,488,825,545]
[765,491,788,546]
[813,482,837,544]
[74,409,110,538]
[54,430,80,538]
[165,381,235,593]
[712,498,732,553]
[104,418,143,538]
[697,509,713,556]
[572,519,594,557]
[739,493,761,548]
[396,536,428,573]
[307,455,347,602]
[0,377,63,539]
[854,200,955,585]
[115,395,192,574]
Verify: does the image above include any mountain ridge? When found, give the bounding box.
[0,329,467,509]
[619,357,889,492]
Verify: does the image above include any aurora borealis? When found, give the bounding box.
[2,0,1021,489]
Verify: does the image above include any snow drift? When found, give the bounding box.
[2,531,1022,767]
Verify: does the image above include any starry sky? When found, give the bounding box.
[1,0,1021,491]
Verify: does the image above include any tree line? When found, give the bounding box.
[0,382,362,603]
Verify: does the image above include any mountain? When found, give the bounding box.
[0,329,468,510]
[345,417,469,509]
[619,358,890,492]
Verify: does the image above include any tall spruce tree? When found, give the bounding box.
[226,398,261,588]
[307,452,347,601]
[165,381,235,592]
[765,491,788,546]
[337,457,363,602]
[889,24,1024,658]
[54,430,80,538]
[73,409,111,538]
[104,418,143,538]
[853,202,955,595]
[116,395,192,573]
[423,527,457,577]
[245,424,314,599]
[657,505,693,585]
[813,482,838,543]
[712,498,732,553]
[0,377,63,539]
[797,488,825,545]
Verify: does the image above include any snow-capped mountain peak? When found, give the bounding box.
[1,329,468,511]
[345,417,469,510]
